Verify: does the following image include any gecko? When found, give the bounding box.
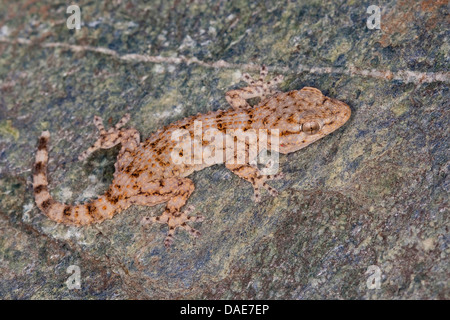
[33,66,351,247]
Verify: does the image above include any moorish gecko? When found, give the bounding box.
[33,66,351,247]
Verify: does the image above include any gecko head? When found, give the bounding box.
[273,88,351,153]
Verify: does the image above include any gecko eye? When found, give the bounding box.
[301,121,321,135]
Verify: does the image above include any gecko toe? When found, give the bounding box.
[253,188,262,203]
[164,236,173,248]
[242,73,255,85]
[271,74,284,85]
[272,171,285,180]
[141,216,157,225]
[189,228,201,238]
[264,183,279,197]
[141,216,150,225]
[188,214,204,222]
[259,64,268,81]
[183,205,195,215]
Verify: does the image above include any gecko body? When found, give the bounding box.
[33,66,351,247]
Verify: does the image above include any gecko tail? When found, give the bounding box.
[33,131,118,225]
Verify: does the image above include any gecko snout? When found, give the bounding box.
[324,98,352,124]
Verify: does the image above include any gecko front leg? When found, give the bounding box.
[225,65,284,110]
[226,163,284,202]
[138,177,204,247]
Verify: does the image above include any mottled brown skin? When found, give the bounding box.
[33,66,351,247]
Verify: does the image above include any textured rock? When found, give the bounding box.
[0,0,448,299]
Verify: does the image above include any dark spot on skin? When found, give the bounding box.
[273,116,283,126]
[156,157,167,167]
[172,210,183,217]
[63,206,71,216]
[287,114,297,124]
[242,119,254,131]
[124,165,133,174]
[105,189,119,204]
[86,203,98,217]
[131,170,142,178]
[148,136,164,149]
[147,190,164,196]
[281,129,301,136]
[156,144,168,156]
[232,165,244,173]
[109,196,119,205]
[34,184,47,194]
[41,198,55,210]
[37,137,47,150]
[34,162,45,174]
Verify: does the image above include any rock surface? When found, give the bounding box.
[0,0,448,299]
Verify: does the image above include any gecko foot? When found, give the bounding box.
[78,113,137,161]
[241,65,284,98]
[225,64,284,110]
[141,205,204,248]
[252,170,284,203]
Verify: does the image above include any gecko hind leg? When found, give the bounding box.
[142,205,205,247]
[139,178,204,247]
[225,65,284,110]
[78,114,140,171]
